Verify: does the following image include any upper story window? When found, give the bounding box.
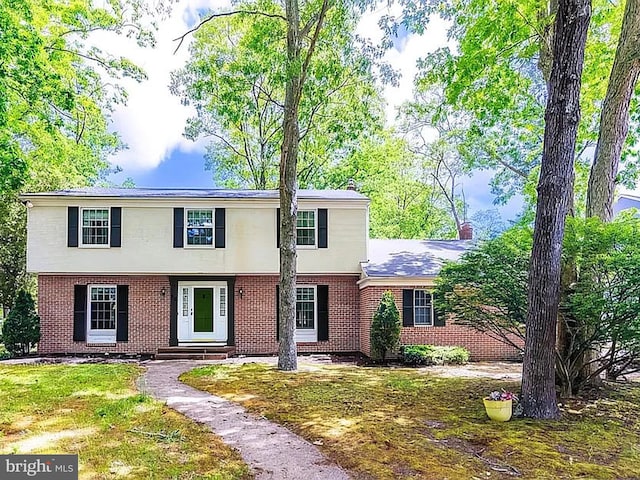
[297,210,316,246]
[186,209,213,246]
[81,208,109,246]
[414,290,433,326]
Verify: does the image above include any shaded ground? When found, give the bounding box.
[0,363,251,479]
[182,362,640,480]
[141,361,350,480]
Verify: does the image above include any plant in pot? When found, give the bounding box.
[483,390,518,422]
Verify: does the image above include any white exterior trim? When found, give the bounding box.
[86,284,117,343]
[79,207,110,248]
[183,207,216,249]
[294,284,318,343]
[357,275,437,289]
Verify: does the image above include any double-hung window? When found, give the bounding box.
[296,210,316,247]
[414,290,434,326]
[81,208,109,246]
[186,209,214,246]
[295,286,317,341]
[87,285,117,343]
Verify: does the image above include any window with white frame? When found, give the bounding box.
[81,208,109,245]
[296,210,316,246]
[186,209,214,246]
[414,290,433,326]
[295,286,317,341]
[87,285,117,342]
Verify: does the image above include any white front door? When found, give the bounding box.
[177,281,228,344]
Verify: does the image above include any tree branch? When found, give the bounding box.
[173,10,287,54]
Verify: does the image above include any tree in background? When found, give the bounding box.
[586,0,640,221]
[0,0,160,312]
[319,132,458,239]
[391,0,635,212]
[1,290,40,356]
[399,89,470,238]
[470,209,508,241]
[370,291,401,363]
[171,0,383,189]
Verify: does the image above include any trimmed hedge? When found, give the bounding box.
[401,345,470,366]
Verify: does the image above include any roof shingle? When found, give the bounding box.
[363,239,475,277]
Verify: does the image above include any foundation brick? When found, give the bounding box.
[38,276,520,360]
[359,285,522,361]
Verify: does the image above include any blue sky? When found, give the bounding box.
[104,0,524,221]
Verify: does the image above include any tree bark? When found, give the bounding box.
[521,0,591,419]
[586,0,640,221]
[278,0,302,372]
[581,0,640,386]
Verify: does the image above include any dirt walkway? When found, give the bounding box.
[140,360,350,480]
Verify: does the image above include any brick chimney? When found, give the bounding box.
[458,222,473,240]
[346,178,356,191]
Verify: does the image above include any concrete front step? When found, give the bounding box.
[155,352,229,360]
[155,346,235,360]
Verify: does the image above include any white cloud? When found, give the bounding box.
[99,1,447,171]
[357,5,450,124]
[94,0,229,171]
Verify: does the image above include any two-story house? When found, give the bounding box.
[22,187,519,360]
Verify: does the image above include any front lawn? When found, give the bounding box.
[0,363,251,480]
[183,363,640,480]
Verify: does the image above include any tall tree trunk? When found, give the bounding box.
[278,0,302,372]
[521,0,591,419]
[582,0,640,385]
[586,0,640,221]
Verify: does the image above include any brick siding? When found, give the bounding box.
[38,275,520,360]
[38,275,170,354]
[234,275,360,354]
[359,285,522,361]
[38,274,360,355]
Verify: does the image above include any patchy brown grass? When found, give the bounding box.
[0,364,251,480]
[182,363,640,480]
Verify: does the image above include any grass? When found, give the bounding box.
[182,363,640,480]
[0,363,251,480]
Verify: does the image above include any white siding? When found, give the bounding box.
[26,200,368,275]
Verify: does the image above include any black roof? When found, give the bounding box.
[22,187,368,201]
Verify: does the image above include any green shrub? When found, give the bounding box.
[0,344,11,360]
[402,345,470,366]
[2,290,40,356]
[370,291,401,362]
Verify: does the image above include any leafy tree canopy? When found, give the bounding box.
[171,0,384,189]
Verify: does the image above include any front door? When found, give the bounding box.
[178,282,227,344]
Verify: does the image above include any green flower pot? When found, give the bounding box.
[483,398,513,422]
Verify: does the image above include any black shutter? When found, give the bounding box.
[173,208,184,248]
[215,208,225,248]
[318,209,328,248]
[68,207,79,247]
[433,291,446,327]
[402,289,414,327]
[275,285,280,340]
[317,285,329,341]
[73,285,87,341]
[116,285,129,342]
[276,208,280,248]
[110,207,121,247]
